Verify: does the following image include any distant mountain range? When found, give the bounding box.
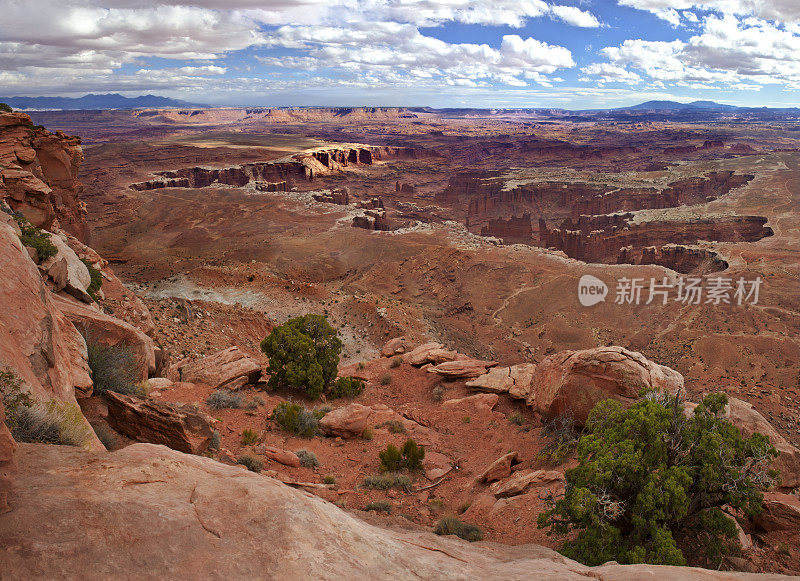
[621,100,740,111]
[1,95,796,116]
[0,93,205,110]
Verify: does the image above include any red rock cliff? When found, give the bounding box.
[0,112,87,241]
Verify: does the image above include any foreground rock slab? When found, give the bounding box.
[105,392,214,454]
[0,443,786,580]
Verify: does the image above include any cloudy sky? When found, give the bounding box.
[2,0,800,108]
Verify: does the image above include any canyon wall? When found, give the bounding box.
[0,112,87,241]
[539,214,772,273]
[131,145,428,191]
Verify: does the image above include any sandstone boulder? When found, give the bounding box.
[0,443,772,579]
[478,452,519,483]
[146,377,173,391]
[442,393,499,414]
[381,337,408,357]
[319,403,438,445]
[63,233,156,336]
[0,402,15,513]
[105,392,214,454]
[491,469,565,499]
[466,364,535,399]
[260,447,301,468]
[40,232,92,302]
[428,358,497,379]
[527,346,684,425]
[319,403,373,438]
[752,492,800,532]
[180,347,262,389]
[403,342,450,366]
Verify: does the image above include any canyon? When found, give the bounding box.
[1,106,799,578]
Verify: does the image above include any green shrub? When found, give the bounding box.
[209,430,221,451]
[508,412,525,426]
[537,411,578,464]
[11,399,90,446]
[206,389,244,410]
[0,368,32,431]
[80,259,103,301]
[14,214,57,263]
[241,428,259,446]
[434,516,483,542]
[380,420,406,434]
[379,373,392,386]
[362,426,374,441]
[401,438,425,470]
[389,356,402,368]
[295,449,319,468]
[364,500,392,514]
[379,438,425,472]
[323,474,336,485]
[260,314,342,399]
[538,392,777,567]
[86,341,143,396]
[328,376,365,399]
[237,454,263,472]
[271,401,322,437]
[362,472,412,491]
[379,444,403,472]
[0,103,12,113]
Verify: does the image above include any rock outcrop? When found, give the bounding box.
[0,111,86,240]
[319,403,436,444]
[40,231,92,302]
[466,363,536,399]
[105,392,214,454]
[0,217,98,441]
[179,347,262,390]
[318,403,374,439]
[527,346,684,425]
[491,469,565,499]
[442,393,499,414]
[381,337,408,357]
[0,442,778,580]
[403,342,464,366]
[428,358,497,379]
[752,493,800,532]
